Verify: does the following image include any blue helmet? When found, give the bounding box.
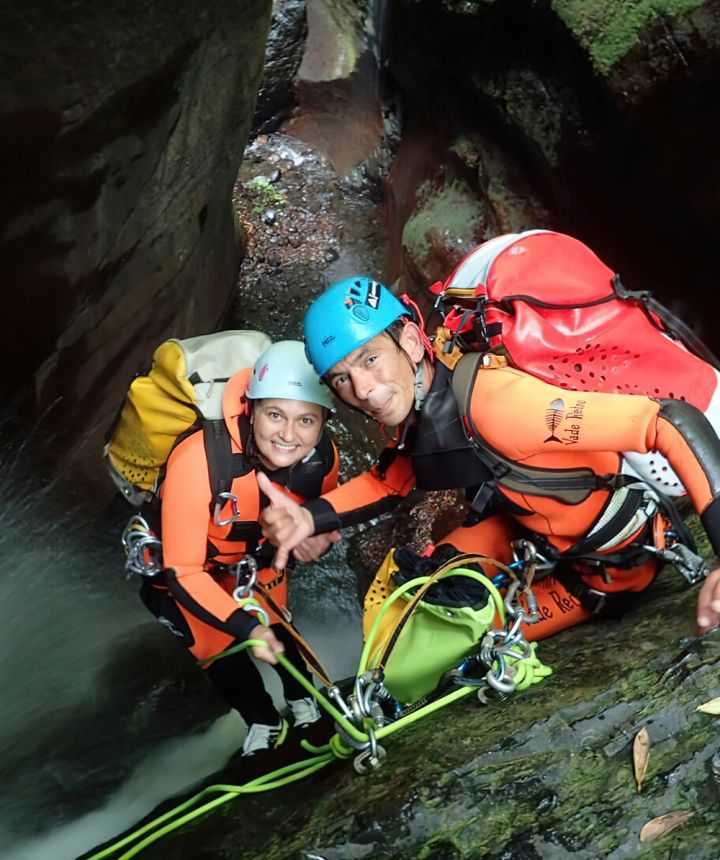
[303,277,409,377]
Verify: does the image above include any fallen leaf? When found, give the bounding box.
[633,726,651,792]
[696,697,720,715]
[639,810,695,843]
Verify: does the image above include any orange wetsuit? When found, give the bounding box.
[304,355,720,638]
[140,369,338,725]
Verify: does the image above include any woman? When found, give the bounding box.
[140,340,339,759]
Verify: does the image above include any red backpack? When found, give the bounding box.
[431,230,720,496]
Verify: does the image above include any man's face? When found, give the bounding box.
[326,331,416,426]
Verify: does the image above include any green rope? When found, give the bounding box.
[196,634,259,668]
[88,566,550,858]
[86,753,337,860]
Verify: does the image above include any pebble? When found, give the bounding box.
[711,751,720,779]
[262,209,276,225]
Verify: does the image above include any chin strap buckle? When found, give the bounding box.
[413,365,426,411]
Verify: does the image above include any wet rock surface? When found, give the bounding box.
[284,0,384,173]
[229,130,390,477]
[138,567,720,859]
[384,0,720,350]
[254,0,308,133]
[0,0,272,484]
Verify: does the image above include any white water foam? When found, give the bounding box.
[4,604,363,860]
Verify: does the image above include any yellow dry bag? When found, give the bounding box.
[104,330,271,505]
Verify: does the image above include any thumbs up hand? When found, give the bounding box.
[257,471,315,569]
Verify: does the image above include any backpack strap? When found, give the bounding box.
[450,353,635,516]
[451,351,483,409]
[609,275,720,370]
[202,419,235,524]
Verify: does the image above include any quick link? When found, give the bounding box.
[334,717,386,773]
[353,730,387,774]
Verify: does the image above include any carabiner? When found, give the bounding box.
[121,515,163,578]
[233,596,270,627]
[213,492,241,527]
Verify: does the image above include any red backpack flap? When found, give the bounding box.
[439,231,719,412]
[493,297,716,405]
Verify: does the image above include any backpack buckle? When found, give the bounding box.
[213,491,241,526]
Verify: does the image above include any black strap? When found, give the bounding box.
[553,569,647,617]
[528,526,656,571]
[202,419,234,509]
[653,487,696,553]
[647,295,720,370]
[561,488,646,559]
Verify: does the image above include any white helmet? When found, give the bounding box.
[247,340,334,410]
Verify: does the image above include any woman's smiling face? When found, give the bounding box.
[251,398,325,469]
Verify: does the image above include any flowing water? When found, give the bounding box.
[0,119,387,858]
[0,444,363,859]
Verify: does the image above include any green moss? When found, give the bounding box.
[549,0,706,73]
[402,178,485,260]
[242,176,287,213]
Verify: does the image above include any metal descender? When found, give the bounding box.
[645,540,716,585]
[230,554,270,626]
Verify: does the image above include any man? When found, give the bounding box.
[257,276,720,639]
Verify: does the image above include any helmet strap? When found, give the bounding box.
[413,364,427,411]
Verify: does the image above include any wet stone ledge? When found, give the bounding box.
[147,564,720,859]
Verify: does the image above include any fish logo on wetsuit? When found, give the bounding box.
[544,397,565,443]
